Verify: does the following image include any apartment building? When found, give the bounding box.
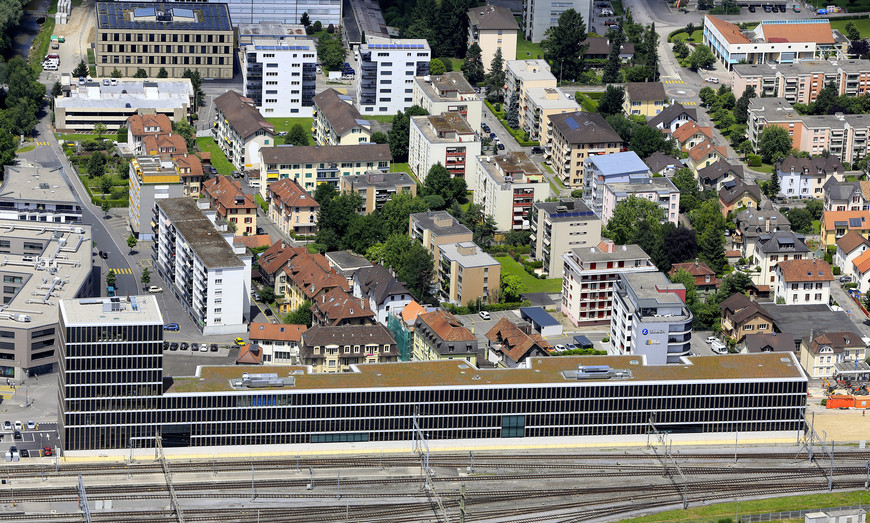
[646,103,697,134]
[310,287,376,327]
[610,271,692,365]
[126,114,174,154]
[0,163,82,223]
[267,178,319,237]
[437,242,501,305]
[94,2,233,79]
[412,72,483,132]
[776,155,845,200]
[823,179,868,212]
[560,241,655,327]
[623,82,667,118]
[154,198,252,335]
[282,252,349,312]
[241,38,317,117]
[600,176,680,226]
[732,60,870,104]
[530,198,601,278]
[213,91,277,172]
[128,156,186,240]
[522,0,592,42]
[719,293,775,342]
[413,310,479,364]
[299,324,398,373]
[800,331,866,379]
[312,89,372,146]
[409,210,473,266]
[202,176,258,236]
[409,112,481,181]
[734,206,790,257]
[746,230,811,285]
[582,151,650,216]
[339,171,417,215]
[258,144,392,196]
[821,210,870,249]
[355,37,431,115]
[548,111,623,188]
[54,77,192,132]
[703,15,839,71]
[774,258,834,306]
[472,152,551,231]
[249,322,307,365]
[257,241,307,300]
[352,264,413,325]
[467,4,518,73]
[505,60,556,121]
[521,87,580,142]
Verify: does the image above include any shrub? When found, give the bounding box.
[494,103,501,112]
[602,336,610,343]
[821,398,827,406]
[747,154,762,167]
[845,282,858,290]
[833,266,841,276]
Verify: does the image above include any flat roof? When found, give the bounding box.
[166,352,806,393]
[342,171,416,189]
[412,113,475,143]
[733,59,869,78]
[525,87,581,110]
[237,23,307,39]
[1,162,76,204]
[0,221,93,328]
[438,241,498,268]
[587,151,650,176]
[573,243,650,263]
[765,303,851,341]
[96,2,233,31]
[622,272,685,305]
[506,60,555,82]
[519,306,560,327]
[410,210,472,237]
[605,176,678,197]
[477,153,544,185]
[414,72,477,101]
[533,199,597,223]
[55,79,193,111]
[157,198,244,269]
[60,295,163,326]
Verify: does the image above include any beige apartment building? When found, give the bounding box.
[95,2,233,79]
[505,60,556,122]
[409,210,474,266]
[413,310,479,364]
[413,73,483,132]
[339,171,417,215]
[312,89,372,146]
[267,178,319,237]
[467,4,518,74]
[731,60,870,105]
[472,153,551,231]
[547,111,623,188]
[202,176,258,236]
[530,198,601,278]
[623,82,668,118]
[213,91,277,172]
[521,87,580,143]
[437,242,501,305]
[299,324,398,373]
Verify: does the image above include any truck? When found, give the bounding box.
[711,340,727,354]
[107,285,116,297]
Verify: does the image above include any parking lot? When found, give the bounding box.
[455,310,611,354]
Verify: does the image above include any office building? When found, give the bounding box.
[128,156,186,240]
[731,60,870,103]
[413,310,479,364]
[221,0,339,28]
[409,112,481,181]
[561,241,656,327]
[154,198,251,334]
[548,112,623,188]
[258,144,392,196]
[0,163,82,223]
[520,87,580,142]
[412,73,483,132]
[213,91,277,172]
[409,210,474,266]
[600,176,680,226]
[94,2,233,79]
[583,151,650,216]
[241,38,317,117]
[522,0,592,43]
[468,4,518,73]
[774,258,834,306]
[0,221,93,379]
[530,198,601,278]
[355,37,431,115]
[610,271,693,365]
[299,324,398,373]
[54,77,193,132]
[202,176,258,236]
[623,82,667,118]
[437,242,501,305]
[312,89,372,146]
[339,171,417,215]
[472,153,550,231]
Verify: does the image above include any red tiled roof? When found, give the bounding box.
[142,132,188,154]
[203,176,257,212]
[311,287,375,326]
[126,114,172,136]
[672,121,713,146]
[249,322,307,342]
[688,140,727,163]
[417,310,475,342]
[761,21,834,45]
[705,15,750,44]
[777,259,834,282]
[233,235,272,249]
[823,210,870,232]
[236,344,262,364]
[485,318,549,364]
[268,178,320,209]
[258,241,308,276]
[853,249,870,274]
[401,301,426,323]
[172,153,203,178]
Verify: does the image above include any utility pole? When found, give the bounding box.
[251,464,255,501]
[460,484,466,523]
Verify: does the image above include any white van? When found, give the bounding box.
[42,60,58,71]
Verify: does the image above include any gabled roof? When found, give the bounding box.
[354,264,410,306]
[647,103,697,130]
[142,132,187,154]
[759,20,834,45]
[260,144,392,164]
[311,288,375,326]
[689,140,728,163]
[778,154,844,176]
[670,260,716,277]
[644,151,682,173]
[301,324,395,348]
[806,331,863,354]
[249,322,307,342]
[718,180,761,205]
[705,15,750,44]
[853,248,870,275]
[698,159,744,182]
[823,178,860,202]
[285,253,349,299]
[401,300,426,323]
[485,318,549,365]
[719,292,753,314]
[172,153,202,178]
[214,90,275,140]
[313,88,369,137]
[236,344,262,364]
[625,82,666,102]
[268,178,319,209]
[467,4,518,30]
[732,301,774,324]
[416,310,475,342]
[822,210,870,232]
[836,230,870,255]
[127,113,172,136]
[202,176,256,211]
[550,112,623,145]
[744,333,795,353]
[258,240,307,276]
[672,120,713,145]
[776,258,834,282]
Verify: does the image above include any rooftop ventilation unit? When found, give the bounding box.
[562,365,633,380]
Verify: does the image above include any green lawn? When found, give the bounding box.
[365,114,396,123]
[196,137,234,176]
[265,117,314,134]
[516,31,545,60]
[28,18,55,74]
[59,133,114,142]
[575,93,599,112]
[496,256,563,293]
[16,145,35,153]
[831,18,870,39]
[391,162,412,177]
[671,29,704,43]
[616,490,870,523]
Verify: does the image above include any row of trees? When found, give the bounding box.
[0,57,47,167]
[384,0,471,59]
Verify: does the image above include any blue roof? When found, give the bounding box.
[587,151,648,176]
[519,307,560,327]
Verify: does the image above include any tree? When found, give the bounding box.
[699,226,726,274]
[317,33,346,71]
[284,300,313,327]
[641,23,659,81]
[316,192,363,250]
[805,199,824,220]
[172,120,196,150]
[462,43,485,84]
[629,125,670,159]
[73,59,88,77]
[849,39,870,59]
[87,151,107,178]
[300,12,311,27]
[379,193,429,237]
[182,69,203,108]
[379,234,433,301]
[665,227,699,266]
[541,9,587,83]
[313,20,322,32]
[605,114,635,143]
[605,196,665,244]
[370,131,388,144]
[314,183,337,205]
[484,48,505,103]
[738,140,754,159]
[0,132,15,168]
[688,44,716,71]
[717,271,753,299]
[153,67,167,78]
[785,207,813,233]
[733,86,756,125]
[93,122,107,140]
[672,167,701,213]
[429,59,446,76]
[111,68,122,78]
[327,23,335,34]
[422,163,466,209]
[140,268,151,285]
[758,126,792,164]
[100,198,111,216]
[672,39,690,60]
[99,175,113,195]
[698,86,717,106]
[769,171,781,199]
[500,274,525,303]
[602,22,625,84]
[134,68,148,78]
[597,85,625,117]
[344,213,386,253]
[387,105,428,162]
[505,91,520,129]
[126,234,138,253]
[846,21,861,42]
[284,124,311,146]
[106,270,117,288]
[51,81,62,98]
[259,287,276,304]
[810,81,838,115]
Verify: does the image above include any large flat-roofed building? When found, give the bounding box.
[213,90,277,172]
[412,73,483,132]
[94,2,234,79]
[731,60,870,104]
[472,153,550,231]
[339,171,417,215]
[216,0,339,28]
[0,163,82,223]
[583,151,651,216]
[530,198,601,278]
[154,198,251,334]
[437,241,501,305]
[548,112,623,188]
[355,37,431,115]
[128,156,186,241]
[0,222,93,379]
[241,38,317,117]
[521,87,581,143]
[312,89,372,146]
[237,24,308,45]
[523,0,592,43]
[409,112,481,181]
[409,210,473,266]
[54,77,192,132]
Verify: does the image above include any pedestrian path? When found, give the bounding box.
[108,268,132,275]
[0,385,17,400]
[663,79,685,85]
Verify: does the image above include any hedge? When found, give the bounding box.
[484,100,539,147]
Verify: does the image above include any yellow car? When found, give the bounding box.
[233,337,245,346]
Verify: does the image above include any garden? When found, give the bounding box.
[62,138,130,207]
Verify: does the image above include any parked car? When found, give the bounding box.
[497,143,505,150]
[479,310,491,320]
[2,421,9,431]
[531,146,544,154]
[566,343,578,351]
[793,4,800,11]
[164,323,180,331]
[256,227,265,235]
[234,337,245,346]
[263,308,273,316]
[180,342,189,351]
[191,343,200,352]
[13,431,21,440]
[763,4,772,11]
[14,421,21,431]
[99,251,108,259]
[706,336,718,344]
[840,276,853,283]
[43,447,52,456]
[169,343,178,351]
[26,421,35,430]
[147,286,163,293]
[705,77,719,84]
[489,132,496,139]
[210,343,219,352]
[748,5,756,11]
[252,292,260,301]
[20,449,28,458]
[555,344,567,352]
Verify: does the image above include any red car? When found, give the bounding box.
[43,447,52,456]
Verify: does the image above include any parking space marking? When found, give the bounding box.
[138,259,153,268]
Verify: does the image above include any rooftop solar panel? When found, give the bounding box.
[850,217,864,227]
[133,7,154,17]
[565,117,579,130]
[835,220,849,227]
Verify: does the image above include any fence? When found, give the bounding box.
[739,504,867,522]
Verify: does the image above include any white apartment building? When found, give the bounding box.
[412,73,483,132]
[472,153,551,231]
[0,163,82,223]
[746,230,812,286]
[409,112,481,181]
[522,0,592,43]
[530,198,601,278]
[600,176,680,226]
[241,38,317,118]
[773,258,834,306]
[610,272,692,365]
[154,198,252,335]
[355,37,430,115]
[561,241,656,327]
[213,90,277,172]
[583,151,652,217]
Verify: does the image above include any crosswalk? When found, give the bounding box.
[108,268,133,275]
[680,101,698,106]
[663,79,685,85]
[33,141,49,146]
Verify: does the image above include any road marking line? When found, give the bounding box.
[109,268,132,274]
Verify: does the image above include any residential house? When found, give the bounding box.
[600,175,680,225]
[672,121,713,151]
[467,4,518,73]
[823,178,869,212]
[821,210,870,249]
[582,151,651,216]
[126,114,174,154]
[774,258,834,305]
[283,253,350,312]
[834,230,870,276]
[697,160,744,191]
[547,111,623,188]
[718,180,762,216]
[312,89,372,146]
[582,36,634,61]
[310,287,376,327]
[413,310,479,364]
[472,152,551,231]
[299,324,398,373]
[248,322,307,364]
[719,293,775,342]
[669,260,721,294]
[777,155,844,200]
[141,130,187,156]
[267,178,319,237]
[339,171,417,215]
[851,249,870,293]
[172,154,204,196]
[529,198,601,278]
[352,264,414,325]
[687,141,728,173]
[412,72,483,132]
[485,318,550,368]
[409,210,473,266]
[520,87,581,142]
[644,151,683,177]
[623,82,667,117]
[437,241,501,305]
[257,241,307,299]
[201,176,257,236]
[409,112,481,181]
[213,90,277,172]
[647,103,697,134]
[747,230,811,286]
[734,205,791,256]
[325,250,372,285]
[800,330,867,378]
[741,332,796,354]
